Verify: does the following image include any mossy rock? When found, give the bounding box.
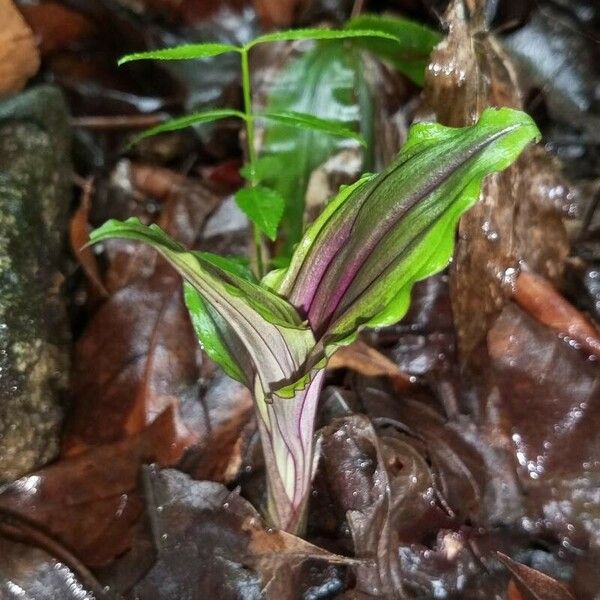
[0,85,71,481]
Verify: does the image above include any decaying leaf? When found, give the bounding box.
[0,534,103,600]
[497,553,575,600]
[514,271,600,359]
[319,415,442,597]
[0,407,194,566]
[69,178,109,297]
[488,304,600,549]
[64,175,220,452]
[328,340,411,389]
[130,467,352,600]
[420,0,571,361]
[356,379,487,524]
[0,0,40,95]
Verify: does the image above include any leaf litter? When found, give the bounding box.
[1,0,600,597]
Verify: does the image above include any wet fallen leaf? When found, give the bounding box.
[355,380,487,524]
[319,415,445,597]
[64,265,202,450]
[0,534,103,599]
[64,177,219,452]
[69,177,109,297]
[0,0,40,95]
[514,271,600,359]
[129,467,352,600]
[19,1,95,56]
[504,3,600,142]
[0,407,194,566]
[328,340,412,390]
[179,373,254,484]
[498,553,575,600]
[488,304,600,548]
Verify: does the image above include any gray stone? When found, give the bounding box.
[0,85,71,481]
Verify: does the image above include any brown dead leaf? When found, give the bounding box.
[64,176,220,452]
[421,0,571,361]
[497,554,575,600]
[179,374,255,484]
[319,415,447,597]
[19,2,95,56]
[0,0,40,95]
[130,162,189,202]
[508,579,526,600]
[328,340,412,389]
[0,533,104,599]
[0,407,194,567]
[488,304,600,548]
[64,264,201,451]
[514,270,600,359]
[129,467,351,600]
[254,0,304,27]
[69,178,109,297]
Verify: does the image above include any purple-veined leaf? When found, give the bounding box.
[273,107,540,390]
[254,370,325,533]
[90,107,539,535]
[89,219,314,398]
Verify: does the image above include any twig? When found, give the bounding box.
[71,113,168,130]
[351,0,367,18]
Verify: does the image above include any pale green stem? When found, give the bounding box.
[240,47,265,278]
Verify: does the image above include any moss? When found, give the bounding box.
[0,86,71,481]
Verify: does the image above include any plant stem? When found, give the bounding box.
[253,371,325,534]
[240,47,265,278]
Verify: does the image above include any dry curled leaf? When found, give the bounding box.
[514,271,600,359]
[0,0,40,95]
[328,340,412,389]
[69,178,109,297]
[420,0,570,361]
[497,553,575,600]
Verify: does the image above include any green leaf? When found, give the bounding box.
[90,218,315,397]
[259,41,371,253]
[346,14,441,86]
[118,43,240,65]
[239,155,285,184]
[261,111,366,145]
[184,283,247,382]
[275,107,540,375]
[247,27,402,49]
[234,186,285,241]
[128,109,246,145]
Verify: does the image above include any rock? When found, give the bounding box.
[0,85,71,481]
